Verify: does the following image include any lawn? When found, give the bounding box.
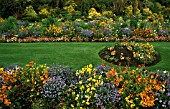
[0,42,170,71]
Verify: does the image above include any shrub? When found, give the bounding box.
[0,16,18,38]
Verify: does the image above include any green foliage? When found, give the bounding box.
[125,5,133,18]
[23,5,38,21]
[0,16,18,38]
[133,0,140,15]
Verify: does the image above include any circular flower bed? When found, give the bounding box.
[98,41,160,67]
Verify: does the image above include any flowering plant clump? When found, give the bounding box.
[45,24,62,37]
[48,64,72,77]
[0,62,170,108]
[41,76,66,108]
[133,28,154,38]
[106,66,167,108]
[67,64,119,108]
[153,70,170,108]
[158,29,169,37]
[0,62,49,108]
[88,8,102,19]
[0,14,170,43]
[98,41,160,66]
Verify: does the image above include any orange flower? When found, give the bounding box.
[114,77,123,86]
[106,68,118,79]
[1,85,7,92]
[144,78,148,83]
[4,99,11,106]
[7,86,12,90]
[154,84,161,91]
[136,74,142,83]
[2,72,8,83]
[36,71,40,74]
[102,59,106,63]
[140,91,155,107]
[0,94,3,101]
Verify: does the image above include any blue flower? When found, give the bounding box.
[81,29,94,38]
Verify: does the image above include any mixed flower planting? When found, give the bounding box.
[0,62,170,108]
[98,41,160,67]
[0,12,169,43]
[0,0,170,108]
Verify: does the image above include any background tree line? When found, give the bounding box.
[0,0,169,20]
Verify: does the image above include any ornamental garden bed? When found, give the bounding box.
[0,62,170,109]
[98,41,161,67]
[0,1,170,108]
[0,41,170,109]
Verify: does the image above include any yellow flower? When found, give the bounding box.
[91,87,96,90]
[0,68,4,74]
[129,99,133,104]
[99,75,102,79]
[92,79,96,82]
[71,104,74,108]
[95,82,99,86]
[89,64,93,68]
[86,88,90,92]
[115,34,118,37]
[76,70,79,76]
[80,85,85,90]
[79,81,82,84]
[82,68,85,72]
[86,101,90,105]
[30,94,34,98]
[87,68,92,74]
[75,96,78,101]
[87,83,91,87]
[40,76,44,81]
[72,91,75,95]
[31,88,34,91]
[87,77,92,81]
[37,92,39,95]
[82,100,85,103]
[130,104,135,108]
[85,95,91,101]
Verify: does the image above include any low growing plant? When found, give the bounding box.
[98,41,160,67]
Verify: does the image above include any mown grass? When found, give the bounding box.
[0,42,169,71]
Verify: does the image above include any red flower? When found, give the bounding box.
[29,61,34,66]
[17,84,21,89]
[15,94,19,97]
[23,87,28,91]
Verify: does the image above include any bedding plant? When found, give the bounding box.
[98,41,160,67]
[0,62,170,108]
[0,62,49,108]
[106,66,170,108]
